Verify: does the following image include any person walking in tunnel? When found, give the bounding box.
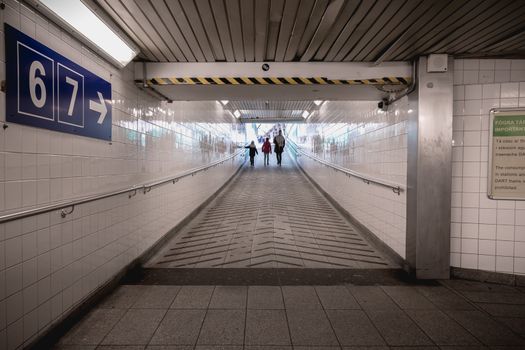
[262,137,272,166]
[274,130,285,166]
[245,141,258,167]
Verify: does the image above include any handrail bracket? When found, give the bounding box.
[61,205,75,218]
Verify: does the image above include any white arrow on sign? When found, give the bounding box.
[89,92,108,124]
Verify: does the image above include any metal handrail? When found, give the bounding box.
[0,150,245,224]
[288,140,404,195]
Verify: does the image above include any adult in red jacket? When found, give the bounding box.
[262,137,272,166]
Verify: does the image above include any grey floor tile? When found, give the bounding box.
[326,310,385,346]
[460,291,525,305]
[146,346,193,350]
[282,286,322,309]
[132,286,181,309]
[101,309,166,345]
[445,310,525,346]
[98,286,148,309]
[194,347,243,350]
[52,346,97,350]
[438,347,488,350]
[171,286,215,309]
[341,347,389,350]
[197,310,245,345]
[441,280,519,293]
[416,286,475,310]
[315,286,360,310]
[286,309,339,346]
[366,309,433,346]
[406,309,480,346]
[245,309,291,346]
[149,309,206,345]
[381,286,436,309]
[479,303,525,317]
[209,286,247,309]
[381,347,439,350]
[96,346,145,349]
[247,286,284,309]
[496,317,525,335]
[348,287,399,310]
[59,309,126,345]
[294,347,341,350]
[244,346,293,350]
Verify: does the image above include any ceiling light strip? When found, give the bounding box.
[33,0,139,68]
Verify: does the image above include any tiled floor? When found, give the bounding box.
[52,280,525,349]
[49,154,525,349]
[147,153,395,269]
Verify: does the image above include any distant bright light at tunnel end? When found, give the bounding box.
[39,0,138,67]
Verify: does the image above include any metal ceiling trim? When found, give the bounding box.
[146,76,411,86]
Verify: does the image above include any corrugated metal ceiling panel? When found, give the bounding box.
[96,0,525,62]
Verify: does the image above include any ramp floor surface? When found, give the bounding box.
[146,153,396,269]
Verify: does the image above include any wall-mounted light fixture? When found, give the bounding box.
[233,110,241,118]
[302,110,310,119]
[32,0,139,68]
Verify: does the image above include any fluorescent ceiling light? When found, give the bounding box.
[220,100,229,106]
[38,0,138,67]
[313,100,323,106]
[233,110,241,118]
[302,110,310,119]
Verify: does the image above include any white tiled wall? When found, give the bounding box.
[0,1,243,349]
[451,58,525,275]
[289,99,408,258]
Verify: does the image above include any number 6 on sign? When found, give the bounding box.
[29,60,46,108]
[15,42,54,120]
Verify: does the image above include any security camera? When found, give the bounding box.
[262,63,270,71]
[378,98,389,111]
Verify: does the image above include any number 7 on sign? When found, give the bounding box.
[65,76,78,116]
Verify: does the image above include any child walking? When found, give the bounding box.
[261,137,272,166]
[245,141,258,166]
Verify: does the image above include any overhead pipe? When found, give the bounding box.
[381,59,417,109]
[135,61,173,102]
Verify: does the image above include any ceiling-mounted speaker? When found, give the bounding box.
[427,54,448,72]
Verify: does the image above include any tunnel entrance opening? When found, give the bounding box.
[135,152,402,285]
[128,97,406,285]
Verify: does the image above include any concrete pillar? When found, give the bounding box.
[406,56,454,279]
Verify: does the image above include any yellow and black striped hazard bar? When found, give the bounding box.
[145,77,411,86]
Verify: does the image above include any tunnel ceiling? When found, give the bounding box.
[226,100,317,121]
[96,0,525,63]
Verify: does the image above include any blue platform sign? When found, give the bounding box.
[5,24,112,141]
